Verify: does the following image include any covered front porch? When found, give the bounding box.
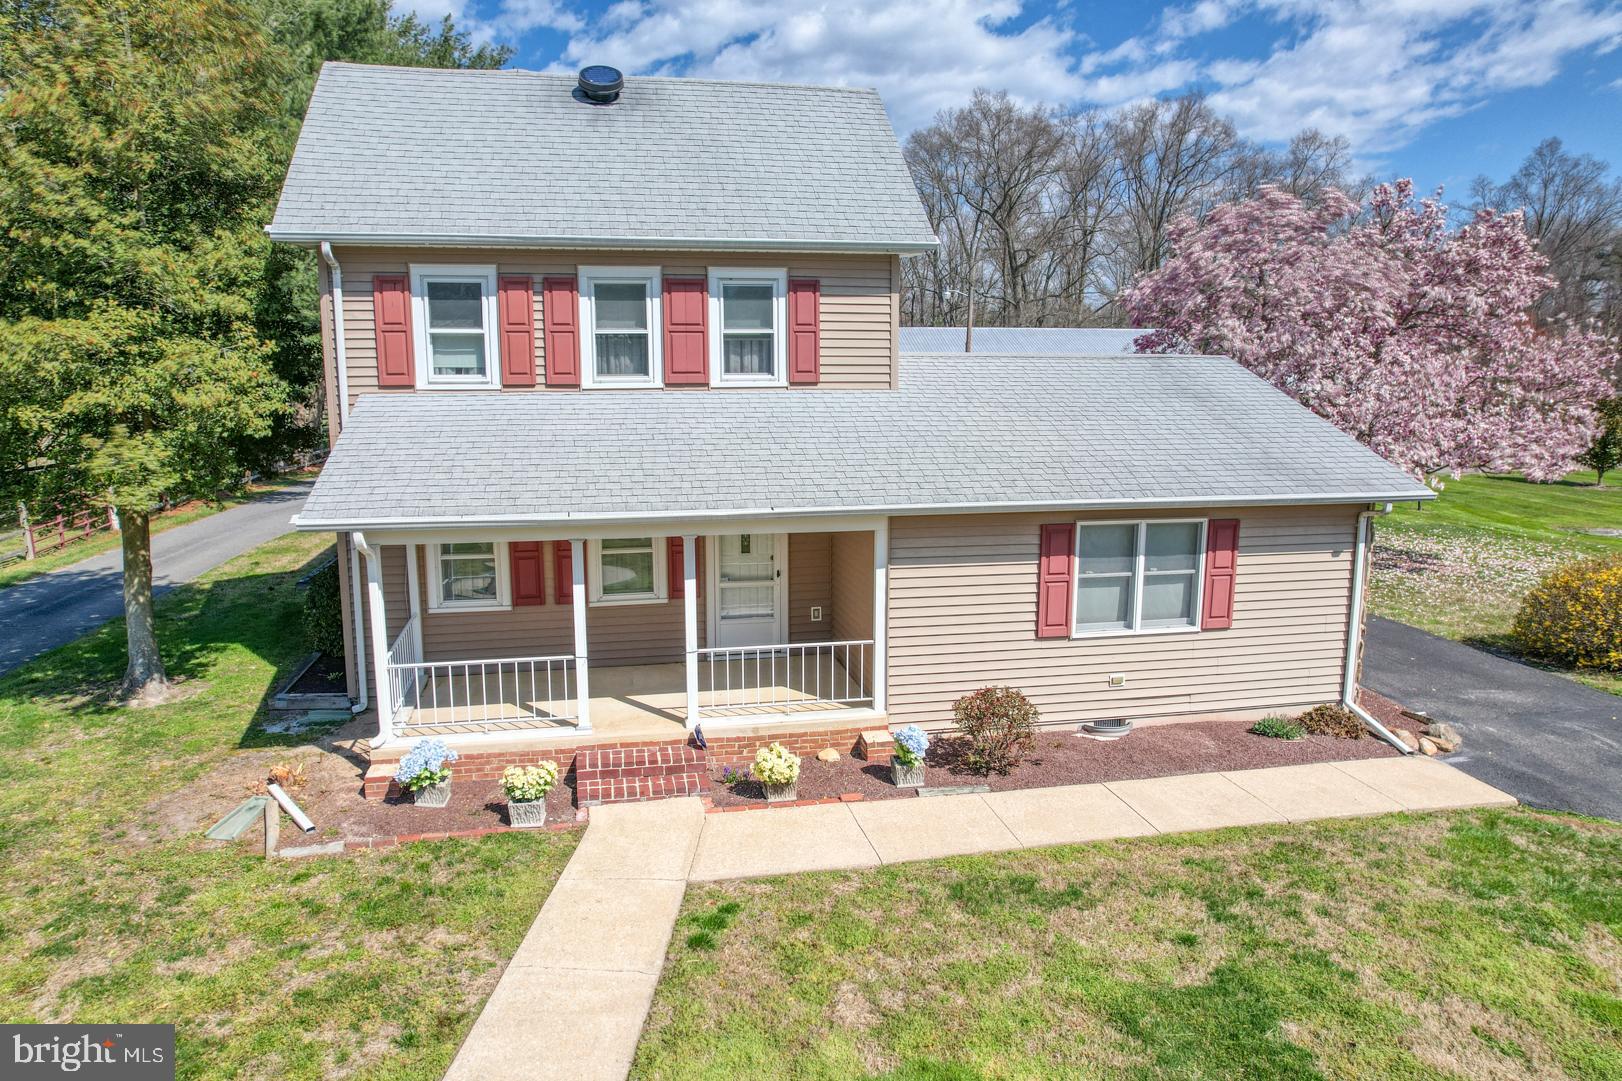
[351,519,889,749]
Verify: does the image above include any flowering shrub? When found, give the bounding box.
[720,765,752,788]
[1513,556,1622,670]
[752,743,800,786]
[393,738,459,791]
[892,725,930,767]
[1296,704,1362,740]
[501,762,558,803]
[952,686,1037,774]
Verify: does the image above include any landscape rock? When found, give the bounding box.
[1392,728,1419,752]
[1418,737,1441,756]
[1423,722,1462,752]
[816,748,841,763]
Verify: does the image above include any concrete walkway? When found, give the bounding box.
[443,756,1514,1081]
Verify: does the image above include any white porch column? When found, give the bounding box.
[404,543,424,661]
[352,532,395,747]
[682,534,699,728]
[571,539,592,732]
[872,518,889,715]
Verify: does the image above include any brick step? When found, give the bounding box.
[574,744,710,806]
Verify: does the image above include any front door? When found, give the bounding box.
[710,533,786,647]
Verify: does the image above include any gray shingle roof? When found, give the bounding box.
[294,355,1431,530]
[900,327,1151,354]
[269,63,938,252]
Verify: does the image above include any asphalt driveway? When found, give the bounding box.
[1363,615,1621,821]
[0,481,313,676]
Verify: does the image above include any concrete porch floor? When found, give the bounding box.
[396,656,871,744]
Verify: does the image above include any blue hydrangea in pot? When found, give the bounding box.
[891,725,929,788]
[394,738,460,807]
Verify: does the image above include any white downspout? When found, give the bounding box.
[1341,504,1410,754]
[322,243,367,717]
[319,242,351,426]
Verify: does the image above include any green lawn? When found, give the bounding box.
[1370,471,1622,695]
[637,809,1622,1080]
[0,531,577,1080]
[0,473,314,590]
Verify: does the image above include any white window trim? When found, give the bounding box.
[707,268,788,386]
[1071,518,1206,639]
[579,266,663,389]
[427,540,511,612]
[587,537,669,606]
[409,264,500,389]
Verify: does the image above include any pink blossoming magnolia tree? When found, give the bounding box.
[1124,180,1617,480]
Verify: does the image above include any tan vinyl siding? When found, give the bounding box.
[333,246,897,408]
[788,533,833,641]
[886,506,1361,728]
[830,530,875,643]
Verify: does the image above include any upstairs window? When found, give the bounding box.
[709,269,786,385]
[589,537,667,605]
[581,267,661,387]
[410,265,499,388]
[1074,520,1205,635]
[430,541,509,611]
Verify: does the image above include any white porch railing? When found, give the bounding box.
[387,632,578,731]
[694,640,875,720]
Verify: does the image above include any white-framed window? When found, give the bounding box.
[707,268,787,385]
[409,265,500,388]
[1073,519,1205,636]
[580,266,661,388]
[588,537,668,605]
[429,541,510,611]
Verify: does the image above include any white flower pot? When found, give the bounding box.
[412,782,451,808]
[892,761,926,788]
[507,797,548,828]
[764,781,798,803]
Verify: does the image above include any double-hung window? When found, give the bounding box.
[588,537,667,605]
[708,268,786,385]
[430,541,509,611]
[1074,520,1205,635]
[410,265,499,388]
[580,267,661,387]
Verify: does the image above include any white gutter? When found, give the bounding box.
[1341,504,1412,754]
[319,243,350,426]
[290,489,1436,533]
[345,535,368,716]
[275,227,938,255]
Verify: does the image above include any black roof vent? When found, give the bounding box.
[577,65,624,103]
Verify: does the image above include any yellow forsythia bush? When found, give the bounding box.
[1512,556,1622,670]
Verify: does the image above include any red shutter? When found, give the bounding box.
[788,278,820,384]
[542,276,580,386]
[1201,519,1240,630]
[511,541,545,605]
[499,275,537,387]
[1036,523,1075,639]
[554,540,574,605]
[668,537,685,597]
[372,274,414,387]
[663,278,709,385]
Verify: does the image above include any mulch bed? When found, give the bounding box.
[706,714,1399,809]
[285,651,348,696]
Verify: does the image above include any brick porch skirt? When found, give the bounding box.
[362,721,889,801]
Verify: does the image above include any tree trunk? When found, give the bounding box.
[119,507,169,703]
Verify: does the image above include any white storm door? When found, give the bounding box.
[710,533,786,647]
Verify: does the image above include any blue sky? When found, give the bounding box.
[409,0,1622,197]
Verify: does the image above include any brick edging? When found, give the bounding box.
[702,792,867,813]
[339,814,587,850]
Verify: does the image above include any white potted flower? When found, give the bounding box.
[393,738,459,807]
[891,725,929,788]
[502,762,558,828]
[753,742,801,803]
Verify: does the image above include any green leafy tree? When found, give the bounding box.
[0,0,292,701]
[1582,397,1622,486]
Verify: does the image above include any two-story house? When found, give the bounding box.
[271,63,1430,800]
